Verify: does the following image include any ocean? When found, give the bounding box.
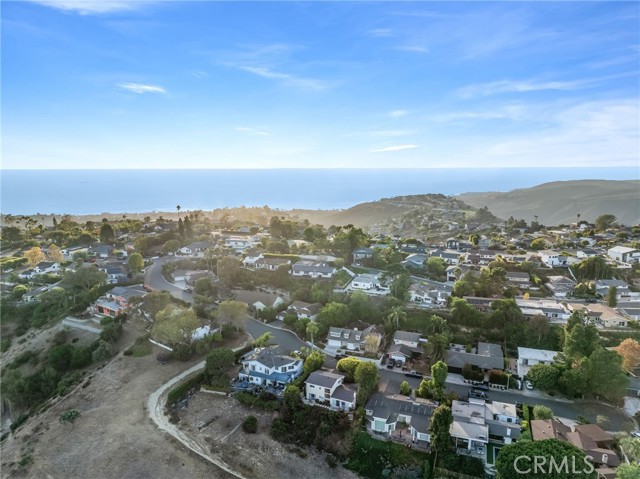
[1,168,638,215]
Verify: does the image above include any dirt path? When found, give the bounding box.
[146,359,248,479]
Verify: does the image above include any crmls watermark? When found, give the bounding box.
[513,455,595,475]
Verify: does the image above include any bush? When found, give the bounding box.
[59,409,81,423]
[167,372,204,404]
[242,415,258,433]
[10,414,29,433]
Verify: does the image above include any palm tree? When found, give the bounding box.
[176,205,181,214]
[306,321,318,346]
[387,306,407,329]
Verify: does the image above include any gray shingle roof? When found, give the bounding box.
[306,371,343,389]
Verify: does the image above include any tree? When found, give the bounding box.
[100,223,115,243]
[128,253,144,273]
[142,291,172,318]
[532,404,554,420]
[251,332,273,348]
[595,214,617,231]
[92,340,115,362]
[618,434,640,463]
[24,246,46,267]
[47,244,64,263]
[303,350,325,375]
[559,366,589,398]
[60,267,107,295]
[607,286,617,307]
[400,381,412,396]
[217,257,242,288]
[616,464,640,479]
[205,347,235,385]
[216,301,248,331]
[530,238,547,250]
[242,415,258,433]
[573,256,612,281]
[426,257,447,280]
[586,348,629,402]
[527,364,560,391]
[48,344,75,371]
[615,338,640,371]
[495,439,596,479]
[337,357,361,382]
[306,321,319,345]
[430,360,448,390]
[387,306,407,329]
[429,404,453,455]
[528,315,550,345]
[317,302,351,337]
[151,305,200,346]
[563,312,599,361]
[349,290,373,322]
[390,274,411,301]
[354,361,379,403]
[59,409,81,423]
[162,239,181,255]
[426,332,449,363]
[450,297,482,327]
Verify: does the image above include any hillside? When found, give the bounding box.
[456,180,640,226]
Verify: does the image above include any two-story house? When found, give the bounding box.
[277,301,322,321]
[517,347,559,379]
[238,348,303,387]
[352,247,374,263]
[350,274,380,290]
[607,246,640,264]
[93,284,147,317]
[366,393,434,448]
[539,250,567,267]
[33,261,61,276]
[305,371,356,412]
[546,276,576,298]
[326,325,381,352]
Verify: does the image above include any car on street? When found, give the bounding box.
[404,370,422,378]
[525,380,534,390]
[469,389,488,399]
[395,360,403,368]
[335,353,347,359]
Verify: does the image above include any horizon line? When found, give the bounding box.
[2,166,637,171]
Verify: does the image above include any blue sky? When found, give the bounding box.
[2,0,639,169]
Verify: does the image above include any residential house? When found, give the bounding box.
[352,247,374,262]
[576,249,599,259]
[515,298,570,322]
[232,289,286,312]
[238,348,303,387]
[616,301,640,321]
[463,296,495,313]
[365,393,434,447]
[90,244,115,259]
[451,398,521,461]
[445,342,504,373]
[546,276,576,298]
[531,419,620,474]
[18,269,35,280]
[99,262,128,284]
[305,371,356,412]
[93,284,147,317]
[33,262,61,275]
[429,249,461,265]
[567,303,629,328]
[595,279,630,297]
[172,269,216,285]
[255,257,291,272]
[393,331,421,349]
[517,347,559,379]
[224,235,254,253]
[326,325,382,352]
[409,281,452,307]
[61,245,90,261]
[607,246,640,263]
[539,250,567,267]
[276,301,321,321]
[350,274,380,290]
[22,285,54,303]
[178,241,213,257]
[506,271,531,290]
[242,253,264,268]
[291,260,336,279]
[402,254,428,269]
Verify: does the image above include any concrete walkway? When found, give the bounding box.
[61,317,102,334]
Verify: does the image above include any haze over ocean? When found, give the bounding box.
[1,168,638,216]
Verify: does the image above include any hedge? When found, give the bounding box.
[167,372,204,405]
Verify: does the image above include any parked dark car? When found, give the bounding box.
[395,360,403,368]
[335,353,347,360]
[386,361,395,369]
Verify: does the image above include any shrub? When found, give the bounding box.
[167,372,204,404]
[10,414,29,433]
[242,415,258,433]
[59,409,81,423]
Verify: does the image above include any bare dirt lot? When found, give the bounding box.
[176,391,359,479]
[0,321,358,479]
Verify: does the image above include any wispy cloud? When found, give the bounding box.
[389,109,409,118]
[456,78,595,98]
[394,45,429,54]
[28,0,154,15]
[430,104,527,123]
[118,82,166,94]
[234,126,269,137]
[235,65,327,91]
[368,28,393,37]
[370,144,418,153]
[369,130,416,138]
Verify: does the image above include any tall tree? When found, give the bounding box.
[24,246,46,266]
[586,348,629,402]
[390,273,411,301]
[216,300,248,330]
[527,364,560,391]
[47,244,64,263]
[426,332,449,363]
[99,222,115,243]
[354,361,379,404]
[128,252,144,273]
[306,321,319,345]
[563,312,599,362]
[607,286,617,307]
[303,350,325,375]
[387,306,407,329]
[429,404,453,456]
[151,305,200,346]
[595,214,617,231]
[615,338,640,371]
[430,360,448,389]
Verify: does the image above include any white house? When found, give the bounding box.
[61,245,89,261]
[352,247,374,262]
[576,249,599,259]
[33,262,61,275]
[242,253,263,268]
[393,331,421,349]
[595,279,630,297]
[238,348,303,386]
[277,301,321,321]
[255,257,291,272]
[517,347,559,379]
[305,371,356,411]
[546,276,576,298]
[608,246,640,264]
[350,274,380,290]
[326,325,381,351]
[291,260,336,279]
[539,250,567,267]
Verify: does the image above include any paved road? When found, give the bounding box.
[245,318,309,353]
[144,257,193,303]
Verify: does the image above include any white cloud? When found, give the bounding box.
[368,28,393,37]
[236,65,327,91]
[389,109,409,118]
[370,144,418,153]
[430,104,528,123]
[395,45,429,53]
[456,78,595,98]
[369,130,416,138]
[28,0,153,15]
[118,82,166,94]
[234,127,269,137]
